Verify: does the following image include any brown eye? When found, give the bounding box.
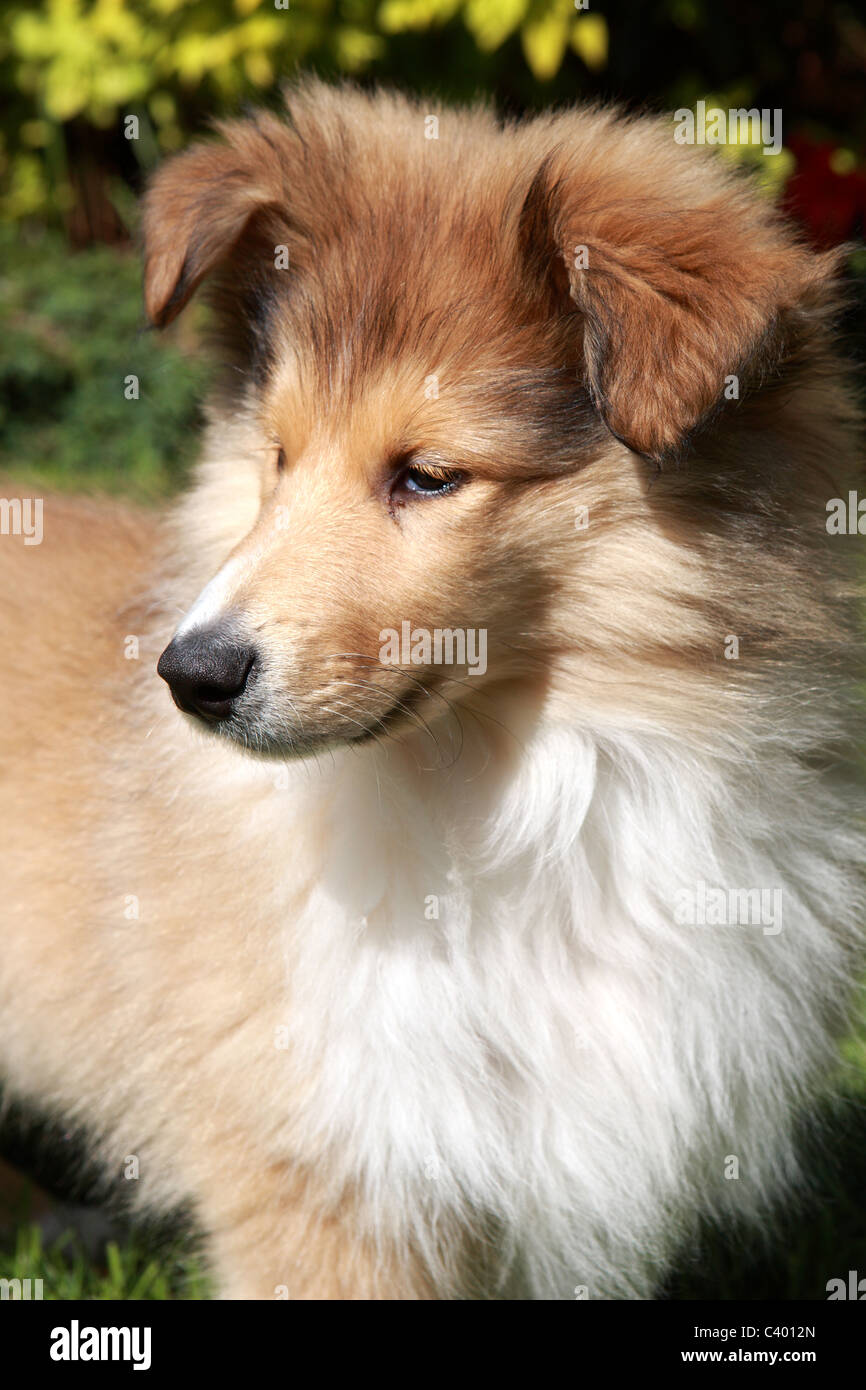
[393,462,466,500]
[276,447,287,473]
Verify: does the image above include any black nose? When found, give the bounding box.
[157,628,257,722]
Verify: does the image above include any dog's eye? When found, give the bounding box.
[275,447,287,473]
[394,463,466,500]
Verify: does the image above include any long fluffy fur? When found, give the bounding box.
[0,79,864,1299]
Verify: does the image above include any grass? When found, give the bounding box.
[3,1221,209,1301]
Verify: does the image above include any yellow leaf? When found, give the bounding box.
[44,78,85,122]
[464,0,529,52]
[378,0,461,35]
[244,50,274,86]
[333,28,386,70]
[521,5,571,82]
[148,91,177,125]
[570,14,607,70]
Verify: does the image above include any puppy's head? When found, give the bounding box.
[146,81,840,760]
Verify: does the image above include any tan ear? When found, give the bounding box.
[519,140,834,464]
[142,118,289,327]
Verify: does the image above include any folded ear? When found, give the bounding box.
[519,133,836,464]
[142,117,290,327]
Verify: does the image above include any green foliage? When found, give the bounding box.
[3,0,862,237]
[9,0,335,130]
[0,0,614,223]
[0,224,210,497]
[3,1219,209,1298]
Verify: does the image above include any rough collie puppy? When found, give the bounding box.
[0,79,863,1301]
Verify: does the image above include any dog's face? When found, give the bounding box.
[160,349,589,759]
[146,82,834,759]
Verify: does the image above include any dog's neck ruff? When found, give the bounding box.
[224,713,857,1297]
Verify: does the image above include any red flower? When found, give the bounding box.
[782,134,866,247]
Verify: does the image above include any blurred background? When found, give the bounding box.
[0,0,865,1299]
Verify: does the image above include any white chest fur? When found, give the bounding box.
[252,721,859,1298]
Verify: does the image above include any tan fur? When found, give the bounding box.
[0,81,862,1299]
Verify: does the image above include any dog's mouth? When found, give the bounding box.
[158,620,471,763]
[180,668,445,762]
[343,677,434,743]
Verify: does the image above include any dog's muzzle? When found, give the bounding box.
[157,625,257,722]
